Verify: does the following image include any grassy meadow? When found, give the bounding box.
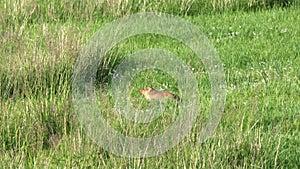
[1,0,299,168]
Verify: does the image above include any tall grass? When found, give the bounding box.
[0,0,299,168]
[1,0,298,100]
[1,0,298,24]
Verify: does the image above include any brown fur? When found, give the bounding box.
[139,87,180,102]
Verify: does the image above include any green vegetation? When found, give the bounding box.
[1,0,299,168]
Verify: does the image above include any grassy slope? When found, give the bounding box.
[1,4,299,169]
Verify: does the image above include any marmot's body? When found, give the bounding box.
[139,87,180,102]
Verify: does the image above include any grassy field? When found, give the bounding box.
[1,0,299,168]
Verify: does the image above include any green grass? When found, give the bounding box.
[1,0,300,168]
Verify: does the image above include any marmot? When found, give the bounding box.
[139,87,180,102]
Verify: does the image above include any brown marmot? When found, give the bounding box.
[139,87,180,102]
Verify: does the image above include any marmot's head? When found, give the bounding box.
[139,87,154,95]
